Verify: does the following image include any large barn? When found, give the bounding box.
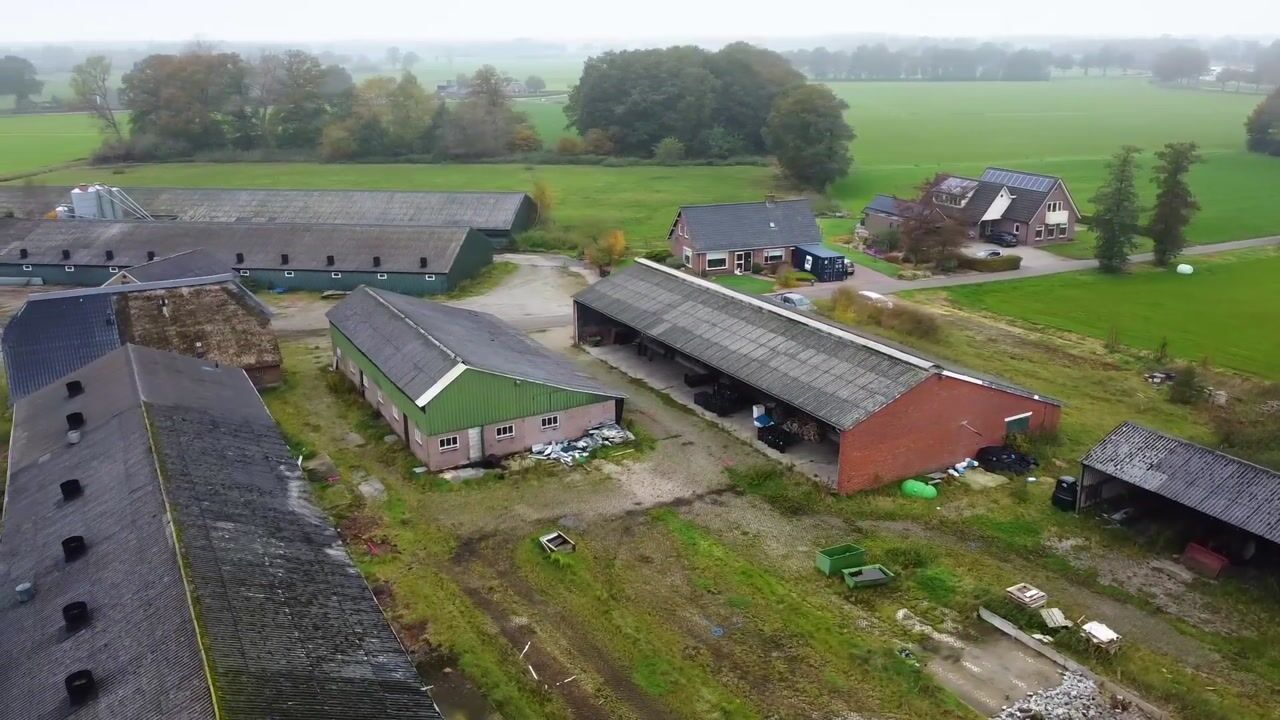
[573,260,1061,494]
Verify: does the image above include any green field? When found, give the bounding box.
[926,247,1280,380]
[0,113,104,177]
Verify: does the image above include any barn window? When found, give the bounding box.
[239,270,250,276]
[392,405,400,420]
[331,272,342,278]
[377,273,388,280]
[424,274,435,280]
[284,271,295,278]
[21,264,31,271]
[495,424,515,440]
[439,435,460,452]
[1004,412,1032,435]
[65,265,75,272]
[108,266,119,272]
[540,415,560,431]
[413,428,423,444]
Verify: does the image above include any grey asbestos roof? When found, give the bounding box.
[1081,422,1280,544]
[863,194,925,218]
[0,345,443,720]
[2,275,273,401]
[118,248,230,282]
[0,219,483,274]
[328,287,623,403]
[574,261,935,430]
[678,198,821,252]
[0,186,531,232]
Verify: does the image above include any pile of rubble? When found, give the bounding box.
[993,672,1149,720]
[530,423,635,465]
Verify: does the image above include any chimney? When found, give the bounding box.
[66,412,85,431]
[105,250,114,261]
[419,257,428,269]
[765,193,777,207]
[326,255,335,266]
[373,256,381,268]
[19,248,27,259]
[15,582,35,603]
[235,252,244,264]
[62,601,91,632]
[61,249,71,261]
[281,253,289,265]
[65,670,96,706]
[60,479,83,501]
[66,380,84,398]
[146,250,156,261]
[61,536,87,562]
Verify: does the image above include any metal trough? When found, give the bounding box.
[539,531,576,554]
[842,564,895,588]
[815,543,867,577]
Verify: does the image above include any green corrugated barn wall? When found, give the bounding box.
[448,229,495,284]
[330,325,616,437]
[0,264,114,285]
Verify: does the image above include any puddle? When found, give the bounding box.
[419,658,502,720]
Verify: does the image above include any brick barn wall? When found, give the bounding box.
[836,374,1061,494]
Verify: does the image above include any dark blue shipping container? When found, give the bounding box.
[791,244,851,283]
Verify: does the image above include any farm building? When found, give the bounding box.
[669,196,821,275]
[1075,422,1280,567]
[859,194,940,237]
[0,185,536,246]
[574,260,1061,494]
[105,247,230,284]
[0,218,493,293]
[0,345,442,720]
[2,274,281,401]
[328,287,625,471]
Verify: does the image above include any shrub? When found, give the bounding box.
[934,255,960,273]
[700,126,746,159]
[653,137,686,163]
[509,125,544,153]
[1167,364,1203,405]
[806,195,842,216]
[513,226,585,254]
[777,268,814,288]
[663,255,685,269]
[642,248,672,263]
[554,136,584,156]
[750,262,765,274]
[883,544,933,570]
[869,230,901,253]
[531,178,554,225]
[957,254,1023,272]
[822,286,941,341]
[582,128,614,155]
[882,252,904,264]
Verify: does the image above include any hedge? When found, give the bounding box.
[957,254,1023,272]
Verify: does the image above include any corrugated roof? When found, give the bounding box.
[678,198,821,252]
[328,287,624,403]
[2,276,277,401]
[118,248,230,282]
[574,260,935,429]
[0,186,531,232]
[0,219,481,274]
[1081,422,1280,544]
[0,346,444,719]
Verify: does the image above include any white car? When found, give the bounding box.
[856,290,893,309]
[973,249,1003,259]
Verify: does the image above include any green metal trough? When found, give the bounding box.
[842,564,895,589]
[815,543,867,577]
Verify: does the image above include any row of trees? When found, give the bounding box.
[781,44,1131,82]
[1150,46,1211,84]
[75,49,536,162]
[1091,142,1203,272]
[565,43,855,189]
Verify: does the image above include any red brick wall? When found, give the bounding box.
[836,374,1061,494]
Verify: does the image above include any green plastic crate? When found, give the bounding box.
[815,543,867,577]
[842,564,895,589]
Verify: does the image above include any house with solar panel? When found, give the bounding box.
[862,167,1080,246]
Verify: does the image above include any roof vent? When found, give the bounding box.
[62,601,91,631]
[60,479,83,501]
[146,250,156,261]
[65,669,96,706]
[281,253,289,266]
[61,249,71,261]
[769,222,776,229]
[326,255,335,266]
[19,248,28,259]
[66,380,84,398]
[105,250,114,261]
[419,257,428,269]
[61,535,87,562]
[373,256,381,268]
[66,412,85,431]
[235,252,245,264]
[15,581,35,603]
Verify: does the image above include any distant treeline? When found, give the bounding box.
[781,44,1135,82]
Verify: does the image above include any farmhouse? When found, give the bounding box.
[0,345,442,719]
[328,287,625,471]
[0,184,536,246]
[574,259,1061,494]
[0,218,493,293]
[105,247,230,284]
[670,196,821,275]
[1075,422,1280,568]
[2,274,281,401]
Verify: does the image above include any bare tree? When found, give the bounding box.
[69,56,122,139]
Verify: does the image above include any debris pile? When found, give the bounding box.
[530,423,635,465]
[993,672,1148,720]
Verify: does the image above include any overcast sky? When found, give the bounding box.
[3,0,1278,44]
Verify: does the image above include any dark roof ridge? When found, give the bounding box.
[363,286,463,364]
[679,197,810,210]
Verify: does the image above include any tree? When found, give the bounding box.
[70,55,122,139]
[764,84,854,191]
[1091,145,1144,273]
[270,50,329,148]
[385,47,402,70]
[386,71,437,154]
[582,128,614,155]
[653,137,685,162]
[400,51,420,71]
[584,230,627,273]
[510,125,543,152]
[443,65,525,159]
[706,42,806,153]
[1152,46,1210,84]
[122,51,250,150]
[0,55,42,105]
[899,175,968,266]
[1245,87,1280,155]
[525,75,546,93]
[1000,49,1052,81]
[1148,142,1203,267]
[530,178,553,224]
[1052,54,1076,75]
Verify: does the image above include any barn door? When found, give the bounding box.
[467,427,483,462]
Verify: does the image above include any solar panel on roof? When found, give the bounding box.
[981,168,1055,192]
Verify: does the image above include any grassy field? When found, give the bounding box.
[0,113,104,177]
[919,247,1280,381]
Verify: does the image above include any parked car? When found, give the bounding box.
[856,290,893,309]
[976,445,1038,475]
[986,231,1019,247]
[973,249,1004,259]
[775,292,813,311]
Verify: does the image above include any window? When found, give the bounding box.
[21,264,31,271]
[1057,224,1069,236]
[934,192,963,208]
[1013,224,1021,234]
[705,253,728,270]
[1034,226,1044,240]
[1045,225,1057,239]
[540,415,560,431]
[376,272,388,280]
[392,406,400,420]
[108,266,119,272]
[413,428,423,444]
[495,424,515,440]
[284,270,295,277]
[424,274,435,280]
[377,390,384,404]
[1004,412,1032,435]
[239,269,250,277]
[763,248,785,263]
[682,246,692,267]
[336,347,343,358]
[362,375,369,388]
[65,265,75,272]
[1046,201,1064,213]
[439,435,460,452]
[331,271,342,278]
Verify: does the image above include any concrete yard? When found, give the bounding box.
[924,626,1064,716]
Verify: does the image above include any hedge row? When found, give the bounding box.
[957,254,1023,272]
